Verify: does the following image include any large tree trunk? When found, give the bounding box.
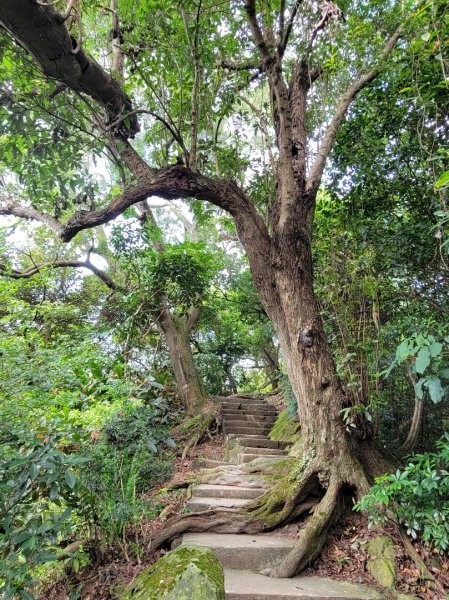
[159,310,206,416]
[245,223,373,576]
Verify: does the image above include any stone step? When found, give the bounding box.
[220,408,277,416]
[237,453,286,464]
[230,437,289,449]
[192,484,262,500]
[215,395,267,403]
[223,418,272,428]
[239,446,286,456]
[222,414,276,423]
[220,401,274,409]
[182,533,296,571]
[223,426,271,435]
[224,570,382,599]
[186,497,251,512]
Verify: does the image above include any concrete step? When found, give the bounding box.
[222,415,276,423]
[215,395,267,403]
[182,533,296,570]
[223,426,271,435]
[186,497,251,512]
[230,437,289,449]
[220,401,274,409]
[239,446,286,456]
[224,570,382,599]
[237,453,286,464]
[220,408,277,416]
[192,484,262,500]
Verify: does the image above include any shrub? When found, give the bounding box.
[103,401,175,453]
[0,423,88,599]
[355,434,449,553]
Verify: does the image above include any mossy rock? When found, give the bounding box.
[121,544,225,600]
[366,535,396,590]
[396,594,420,600]
[269,409,300,442]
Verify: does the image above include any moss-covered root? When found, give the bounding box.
[262,475,345,578]
[244,467,321,529]
[121,544,225,599]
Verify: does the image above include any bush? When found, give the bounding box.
[0,423,88,599]
[355,434,449,553]
[103,401,175,453]
[78,402,176,542]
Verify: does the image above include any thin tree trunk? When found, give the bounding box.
[160,311,206,416]
[401,370,424,452]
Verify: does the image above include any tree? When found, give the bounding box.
[0,0,432,575]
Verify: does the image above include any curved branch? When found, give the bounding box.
[58,165,264,242]
[0,0,138,137]
[0,259,128,292]
[186,305,201,333]
[244,0,274,67]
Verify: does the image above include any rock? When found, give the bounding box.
[366,535,396,590]
[121,544,225,600]
[396,594,420,600]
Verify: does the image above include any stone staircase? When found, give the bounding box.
[182,394,381,599]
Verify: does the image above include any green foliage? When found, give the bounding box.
[386,330,449,404]
[103,402,176,454]
[0,423,88,598]
[78,402,175,541]
[355,435,449,553]
[79,443,173,541]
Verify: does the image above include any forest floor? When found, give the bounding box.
[42,427,449,600]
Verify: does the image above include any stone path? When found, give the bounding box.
[182,394,382,599]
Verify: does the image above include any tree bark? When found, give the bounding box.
[401,370,424,452]
[159,309,206,416]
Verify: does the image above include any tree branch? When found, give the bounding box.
[220,59,261,72]
[0,259,128,292]
[58,165,259,242]
[306,22,406,197]
[278,0,303,58]
[186,305,201,333]
[0,0,139,137]
[244,0,274,67]
[0,191,64,236]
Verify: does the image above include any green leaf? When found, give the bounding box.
[396,339,410,361]
[429,341,443,357]
[435,170,449,189]
[64,470,76,489]
[426,376,443,404]
[415,347,430,374]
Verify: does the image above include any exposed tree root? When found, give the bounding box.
[150,456,371,577]
[172,407,219,460]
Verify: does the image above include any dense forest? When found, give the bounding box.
[0,0,448,598]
